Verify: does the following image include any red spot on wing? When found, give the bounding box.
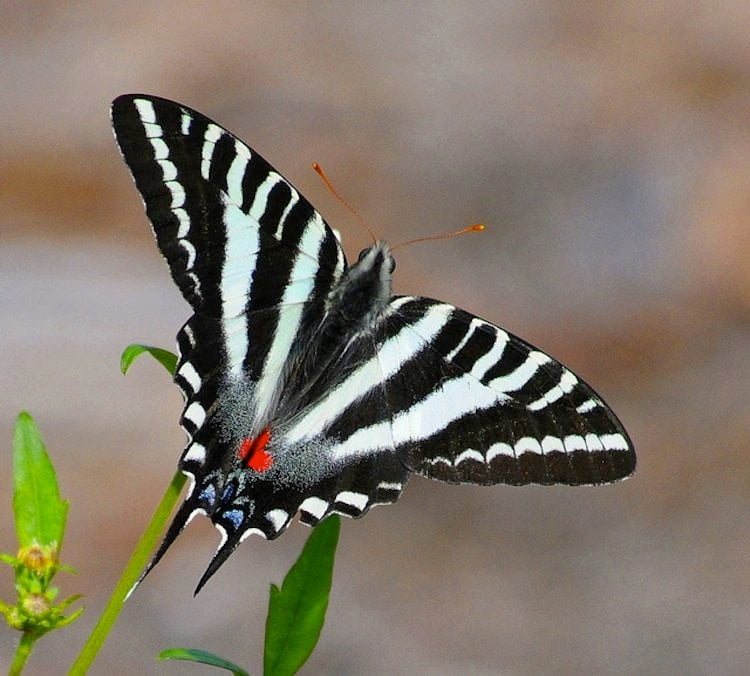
[238,428,273,472]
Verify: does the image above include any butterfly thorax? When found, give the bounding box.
[273,241,396,419]
[325,241,395,325]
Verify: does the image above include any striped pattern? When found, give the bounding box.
[112,94,635,592]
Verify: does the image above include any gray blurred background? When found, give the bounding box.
[1,3,749,674]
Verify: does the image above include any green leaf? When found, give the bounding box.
[158,648,250,676]
[12,412,69,551]
[120,344,177,376]
[264,515,340,676]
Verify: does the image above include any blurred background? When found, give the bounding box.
[1,3,749,674]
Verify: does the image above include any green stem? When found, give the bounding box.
[68,470,186,675]
[9,632,35,675]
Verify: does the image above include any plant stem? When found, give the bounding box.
[68,470,186,675]
[9,632,35,675]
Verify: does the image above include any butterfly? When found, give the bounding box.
[111,94,635,592]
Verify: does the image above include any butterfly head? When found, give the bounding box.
[327,241,396,321]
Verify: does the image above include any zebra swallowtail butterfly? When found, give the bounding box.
[112,94,635,592]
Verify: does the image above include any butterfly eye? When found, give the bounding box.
[386,257,396,273]
[357,248,369,262]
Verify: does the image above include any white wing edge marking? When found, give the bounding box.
[486,442,514,461]
[183,442,206,463]
[335,491,368,511]
[177,361,202,393]
[377,481,402,491]
[265,509,289,533]
[180,112,191,136]
[299,496,328,519]
[180,239,197,270]
[214,523,228,551]
[240,527,268,544]
[183,401,206,428]
[454,449,484,466]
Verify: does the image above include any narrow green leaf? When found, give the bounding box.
[120,344,177,376]
[12,412,68,550]
[264,515,340,676]
[158,648,250,676]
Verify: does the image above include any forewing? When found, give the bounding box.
[112,95,348,584]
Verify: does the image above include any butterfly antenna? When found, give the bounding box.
[313,162,377,245]
[390,223,486,251]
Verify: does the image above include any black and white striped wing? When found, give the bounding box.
[300,296,634,489]
[382,297,634,484]
[111,93,346,464]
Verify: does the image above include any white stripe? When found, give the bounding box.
[142,121,162,138]
[486,442,515,461]
[541,436,565,454]
[150,137,169,160]
[585,434,604,452]
[219,202,259,371]
[527,369,578,411]
[223,315,250,374]
[274,188,300,240]
[445,317,481,361]
[285,304,452,444]
[183,442,206,463]
[134,99,156,123]
[471,329,509,380]
[489,350,551,394]
[377,481,402,491]
[253,223,322,424]
[564,435,587,453]
[177,361,202,393]
[180,240,197,270]
[299,497,328,519]
[180,113,191,136]
[200,123,223,179]
[576,398,599,414]
[335,491,368,511]
[240,527,268,543]
[183,401,206,428]
[248,173,282,223]
[455,449,484,466]
[175,208,190,237]
[601,433,628,451]
[265,509,288,532]
[225,145,249,205]
[329,369,509,461]
[515,437,542,455]
[156,159,177,181]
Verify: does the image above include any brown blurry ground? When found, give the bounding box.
[1,3,749,674]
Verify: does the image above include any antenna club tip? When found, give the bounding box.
[471,223,486,232]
